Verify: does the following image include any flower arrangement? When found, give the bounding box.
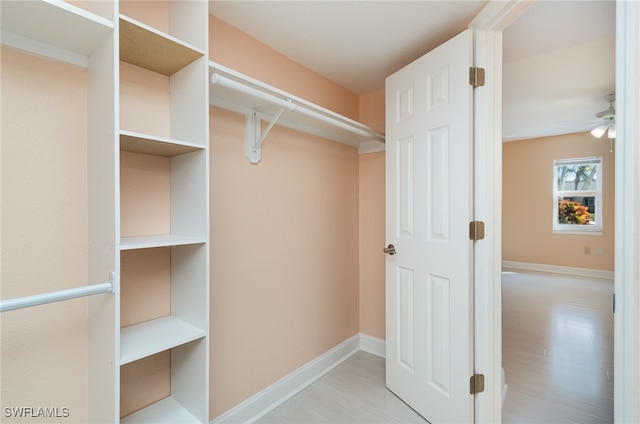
[558,200,591,225]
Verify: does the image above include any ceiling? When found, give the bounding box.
[209,0,616,142]
[502,1,615,141]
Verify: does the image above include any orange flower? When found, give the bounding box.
[558,200,591,225]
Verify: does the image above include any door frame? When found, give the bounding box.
[612,2,640,422]
[469,1,640,423]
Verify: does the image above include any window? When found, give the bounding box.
[553,157,602,233]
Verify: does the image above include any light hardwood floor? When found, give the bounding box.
[257,270,613,424]
[502,270,614,424]
[256,351,426,424]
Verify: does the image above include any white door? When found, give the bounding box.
[385,29,474,424]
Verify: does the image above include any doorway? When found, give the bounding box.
[500,1,615,422]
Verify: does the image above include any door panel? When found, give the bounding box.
[427,128,451,240]
[397,266,415,371]
[396,136,415,237]
[385,29,474,424]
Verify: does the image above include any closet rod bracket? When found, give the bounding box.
[246,99,296,164]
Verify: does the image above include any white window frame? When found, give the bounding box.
[553,157,603,234]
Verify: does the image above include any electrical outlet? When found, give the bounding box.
[584,246,591,254]
[597,247,604,256]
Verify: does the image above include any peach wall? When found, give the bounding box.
[64,0,113,19]
[1,46,88,422]
[120,248,171,328]
[209,15,359,121]
[358,89,385,133]
[357,89,386,340]
[358,152,386,339]
[118,245,172,417]
[119,62,170,138]
[117,59,175,416]
[119,0,169,32]
[208,14,387,419]
[120,351,170,417]
[209,107,360,418]
[119,151,171,237]
[503,132,614,270]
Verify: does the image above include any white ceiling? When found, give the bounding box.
[209,0,616,141]
[502,0,615,141]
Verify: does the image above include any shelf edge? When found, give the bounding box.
[119,235,207,250]
[120,316,206,365]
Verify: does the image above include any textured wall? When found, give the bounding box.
[209,107,360,417]
[208,14,368,419]
[1,46,89,423]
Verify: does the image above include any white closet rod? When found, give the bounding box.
[0,274,114,313]
[210,73,375,139]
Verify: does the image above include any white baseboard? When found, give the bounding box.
[502,260,614,280]
[211,334,361,424]
[359,333,386,358]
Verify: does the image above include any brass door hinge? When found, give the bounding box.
[470,373,485,394]
[469,221,485,241]
[469,67,485,87]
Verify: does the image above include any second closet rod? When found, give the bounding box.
[0,274,115,313]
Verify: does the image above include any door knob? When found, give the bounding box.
[383,244,396,255]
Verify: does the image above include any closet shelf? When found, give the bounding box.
[119,15,204,76]
[120,315,205,365]
[209,61,385,154]
[120,235,207,250]
[1,0,113,68]
[120,396,200,424]
[120,131,205,157]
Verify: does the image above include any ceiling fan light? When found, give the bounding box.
[607,125,616,139]
[591,125,607,138]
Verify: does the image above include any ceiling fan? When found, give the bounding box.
[590,93,616,139]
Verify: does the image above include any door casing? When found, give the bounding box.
[469,1,640,423]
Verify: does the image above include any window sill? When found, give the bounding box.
[552,229,603,236]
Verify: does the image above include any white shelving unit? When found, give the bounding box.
[116,1,209,422]
[1,1,209,423]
